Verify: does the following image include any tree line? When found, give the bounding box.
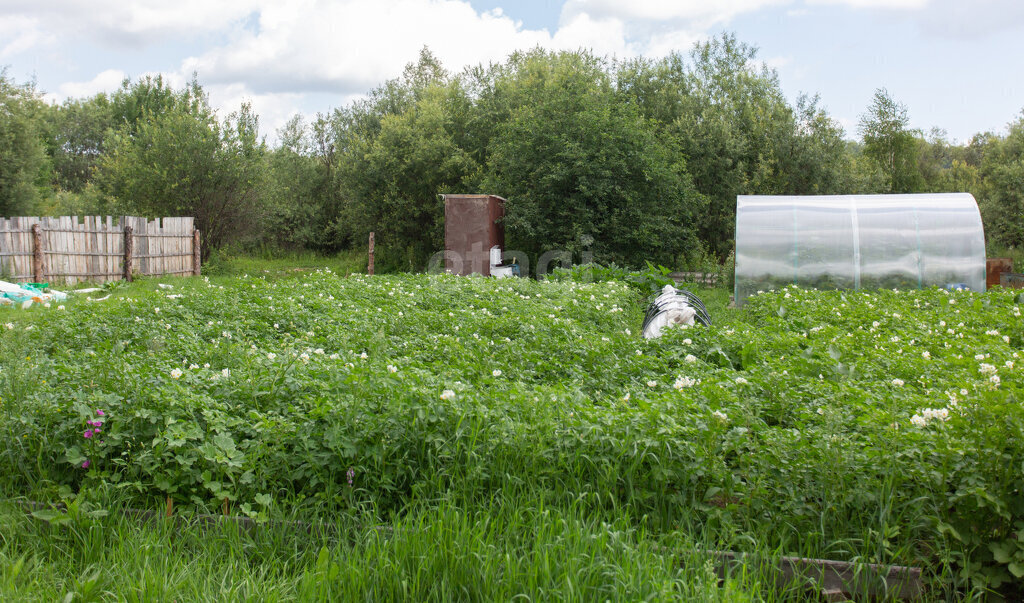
[1,34,1022,270]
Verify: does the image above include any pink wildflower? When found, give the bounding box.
[83,430,93,438]
[82,460,90,469]
[96,410,105,416]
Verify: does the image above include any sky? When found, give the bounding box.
[2,0,1022,145]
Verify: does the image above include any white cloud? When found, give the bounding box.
[639,29,706,59]
[549,11,633,56]
[915,0,1024,38]
[807,0,928,8]
[560,0,789,28]
[808,0,1024,38]
[557,0,784,58]
[179,0,561,95]
[44,69,127,102]
[206,83,300,132]
[762,55,792,71]
[0,0,262,46]
[0,15,53,60]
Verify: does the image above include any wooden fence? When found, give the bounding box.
[0,216,200,285]
[669,271,721,287]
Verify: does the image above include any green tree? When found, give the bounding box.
[338,85,477,271]
[619,35,850,258]
[97,79,266,255]
[262,115,336,250]
[0,70,50,216]
[483,49,703,268]
[109,75,196,133]
[327,48,478,270]
[45,94,115,195]
[979,113,1024,249]
[858,88,922,193]
[782,93,856,195]
[675,35,799,256]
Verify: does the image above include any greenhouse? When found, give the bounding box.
[734,193,986,305]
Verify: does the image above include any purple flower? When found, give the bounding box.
[96,410,105,416]
[93,428,101,434]
[81,460,90,469]
[346,467,355,486]
[83,430,93,438]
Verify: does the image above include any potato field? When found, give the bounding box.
[2,271,1023,599]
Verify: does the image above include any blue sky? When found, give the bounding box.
[2,0,1021,144]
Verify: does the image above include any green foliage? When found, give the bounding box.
[331,48,478,271]
[260,116,336,250]
[45,94,115,194]
[0,70,50,216]
[979,113,1024,250]
[482,49,703,268]
[202,247,366,278]
[109,74,199,134]
[858,88,923,193]
[96,79,266,255]
[788,93,857,195]
[548,262,678,295]
[619,35,852,258]
[671,35,795,256]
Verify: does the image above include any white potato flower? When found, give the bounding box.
[674,377,697,390]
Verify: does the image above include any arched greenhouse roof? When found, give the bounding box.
[734,193,986,305]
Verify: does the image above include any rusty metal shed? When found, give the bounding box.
[444,194,505,276]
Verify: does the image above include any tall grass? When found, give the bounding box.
[0,493,799,602]
[202,248,367,278]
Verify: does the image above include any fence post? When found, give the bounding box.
[368,231,375,275]
[123,225,133,282]
[192,229,201,276]
[31,224,44,282]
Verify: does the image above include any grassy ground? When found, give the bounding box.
[3,263,1014,600]
[0,494,787,602]
[201,249,367,279]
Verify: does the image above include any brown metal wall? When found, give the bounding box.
[444,195,506,276]
[987,258,1014,288]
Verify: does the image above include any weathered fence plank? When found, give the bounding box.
[0,216,198,284]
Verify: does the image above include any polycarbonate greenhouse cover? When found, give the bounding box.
[734,193,986,305]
